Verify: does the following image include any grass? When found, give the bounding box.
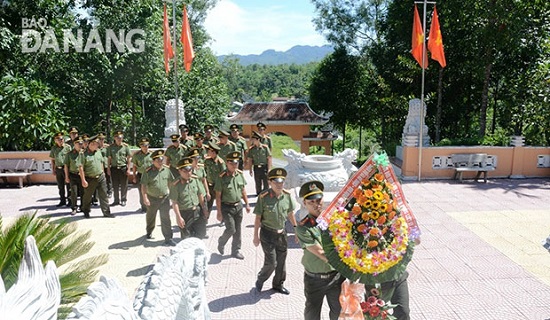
[270,134,299,159]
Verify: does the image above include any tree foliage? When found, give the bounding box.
[311,0,550,146]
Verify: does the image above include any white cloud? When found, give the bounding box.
[204,0,326,55]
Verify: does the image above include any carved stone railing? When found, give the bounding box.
[1,236,210,320]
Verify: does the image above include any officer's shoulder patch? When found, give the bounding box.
[190,173,198,179]
[218,171,226,177]
[197,163,204,167]
[228,140,236,146]
[167,145,174,149]
[283,189,291,194]
[145,166,152,172]
[122,142,129,146]
[258,191,270,199]
[236,169,243,174]
[162,164,170,168]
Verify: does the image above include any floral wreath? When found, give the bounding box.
[320,152,415,284]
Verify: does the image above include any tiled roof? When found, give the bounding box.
[228,101,329,125]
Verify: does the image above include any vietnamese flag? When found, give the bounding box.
[163,3,174,74]
[428,6,446,68]
[180,5,195,73]
[411,4,427,69]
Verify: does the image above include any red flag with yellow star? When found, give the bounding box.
[428,6,446,68]
[411,4,427,69]
[163,3,174,74]
[180,5,195,73]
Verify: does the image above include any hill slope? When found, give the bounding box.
[217,45,333,66]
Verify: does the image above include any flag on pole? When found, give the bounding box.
[163,3,174,74]
[180,5,195,73]
[411,4,428,69]
[428,6,446,68]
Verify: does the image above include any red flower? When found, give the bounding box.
[369,306,381,317]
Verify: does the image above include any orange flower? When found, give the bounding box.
[368,240,378,248]
[374,173,384,182]
[389,211,396,220]
[352,204,362,215]
[356,194,369,207]
[369,227,380,236]
[357,224,367,233]
[361,178,370,186]
[384,193,390,202]
[377,216,387,224]
[382,227,388,234]
[372,184,383,191]
[385,203,393,213]
[364,189,373,198]
[362,212,370,220]
[353,188,363,199]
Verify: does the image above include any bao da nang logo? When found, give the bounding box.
[21,17,145,53]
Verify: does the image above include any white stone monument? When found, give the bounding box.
[401,98,430,147]
[164,99,186,147]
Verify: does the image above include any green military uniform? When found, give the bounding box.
[166,135,188,176]
[98,132,112,197]
[214,163,247,257]
[49,132,71,206]
[107,136,131,205]
[132,145,152,212]
[78,136,112,218]
[141,151,174,242]
[229,134,247,170]
[64,141,83,214]
[218,140,237,160]
[257,122,272,150]
[254,168,296,293]
[204,151,226,212]
[247,141,271,195]
[170,170,204,239]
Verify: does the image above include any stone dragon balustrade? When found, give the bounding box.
[1,236,210,320]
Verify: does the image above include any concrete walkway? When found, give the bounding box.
[1,176,550,319]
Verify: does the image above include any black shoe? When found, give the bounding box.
[217,243,224,255]
[110,201,120,207]
[165,239,176,246]
[103,213,115,218]
[56,201,66,207]
[141,207,147,213]
[146,233,153,239]
[92,201,98,206]
[120,200,126,207]
[273,286,290,295]
[232,252,244,260]
[255,280,263,292]
[83,212,90,219]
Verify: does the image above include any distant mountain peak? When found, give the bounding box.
[218,45,334,66]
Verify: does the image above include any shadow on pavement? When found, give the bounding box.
[208,288,273,312]
[126,264,153,278]
[109,236,146,250]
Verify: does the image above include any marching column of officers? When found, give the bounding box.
[48,122,412,320]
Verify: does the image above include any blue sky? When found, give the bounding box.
[204,0,327,55]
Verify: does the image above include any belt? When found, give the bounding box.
[254,164,266,168]
[85,174,101,179]
[56,166,64,169]
[180,206,198,211]
[261,225,285,234]
[149,194,168,199]
[112,166,127,170]
[69,171,79,175]
[222,202,240,206]
[304,270,338,279]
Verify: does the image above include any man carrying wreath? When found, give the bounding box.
[296,181,344,320]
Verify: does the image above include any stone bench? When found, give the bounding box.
[451,153,495,183]
[0,158,34,188]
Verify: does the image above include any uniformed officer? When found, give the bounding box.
[186,147,210,238]
[170,157,208,239]
[107,130,131,206]
[50,132,71,207]
[97,132,112,198]
[247,131,272,195]
[132,138,153,212]
[228,124,248,170]
[78,135,114,218]
[217,129,237,160]
[215,151,251,259]
[165,134,188,176]
[203,141,226,214]
[296,181,343,320]
[141,149,175,245]
[192,132,208,161]
[66,126,79,147]
[253,168,297,294]
[256,122,272,150]
[64,136,84,215]
[179,124,195,148]
[203,124,219,145]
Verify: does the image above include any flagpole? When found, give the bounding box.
[171,0,180,129]
[415,0,435,181]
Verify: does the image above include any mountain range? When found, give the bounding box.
[217,45,334,66]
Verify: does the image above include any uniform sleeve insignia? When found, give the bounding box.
[258,190,269,198]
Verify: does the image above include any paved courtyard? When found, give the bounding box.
[1,175,550,319]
